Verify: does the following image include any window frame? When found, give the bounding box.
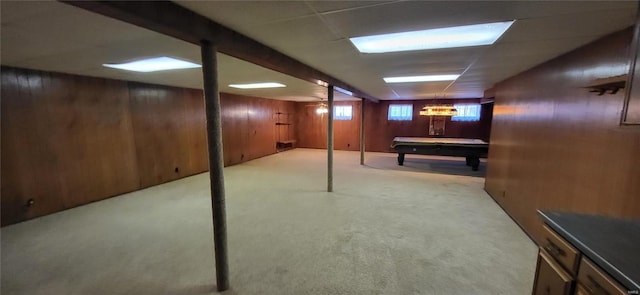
[334,105,353,120]
[451,103,481,122]
[388,104,413,121]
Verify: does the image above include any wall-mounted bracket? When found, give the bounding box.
[585,75,627,95]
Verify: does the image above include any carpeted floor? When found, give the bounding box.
[1,149,537,295]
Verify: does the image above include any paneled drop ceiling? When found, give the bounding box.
[2,1,638,101]
[0,1,353,102]
[177,0,637,99]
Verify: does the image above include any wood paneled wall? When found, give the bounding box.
[296,99,492,152]
[365,99,492,152]
[128,83,209,188]
[479,103,494,142]
[1,67,141,225]
[1,67,296,226]
[485,28,640,244]
[296,101,361,151]
[221,93,296,166]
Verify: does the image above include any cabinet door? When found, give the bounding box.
[533,249,574,295]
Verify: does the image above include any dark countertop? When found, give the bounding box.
[539,210,640,292]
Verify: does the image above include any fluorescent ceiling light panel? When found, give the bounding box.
[228,82,286,89]
[350,21,514,53]
[103,56,201,72]
[335,86,353,96]
[383,74,460,83]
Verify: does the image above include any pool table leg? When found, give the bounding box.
[465,156,471,166]
[397,153,405,165]
[469,157,480,171]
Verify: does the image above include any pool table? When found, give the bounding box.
[390,137,489,171]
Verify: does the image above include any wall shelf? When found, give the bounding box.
[275,112,295,151]
[585,74,627,95]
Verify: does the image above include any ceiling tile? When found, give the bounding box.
[504,1,637,19]
[483,36,601,59]
[176,1,315,28]
[235,15,341,51]
[389,81,453,98]
[498,9,635,43]
[1,1,59,24]
[306,1,395,14]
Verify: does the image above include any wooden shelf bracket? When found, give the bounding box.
[585,75,627,95]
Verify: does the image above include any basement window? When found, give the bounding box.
[334,105,353,120]
[388,104,413,121]
[452,104,481,121]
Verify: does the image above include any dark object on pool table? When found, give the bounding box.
[390,137,489,171]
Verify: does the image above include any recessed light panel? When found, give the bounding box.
[350,21,515,53]
[103,56,201,72]
[383,75,460,83]
[228,82,286,89]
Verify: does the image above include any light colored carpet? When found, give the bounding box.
[1,149,537,295]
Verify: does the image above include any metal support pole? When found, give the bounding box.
[201,40,229,292]
[327,85,334,192]
[360,98,365,165]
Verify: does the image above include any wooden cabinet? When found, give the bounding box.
[576,258,627,295]
[532,225,581,295]
[532,224,632,295]
[540,225,580,276]
[574,285,590,295]
[533,249,574,295]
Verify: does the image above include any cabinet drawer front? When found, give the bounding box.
[575,284,590,295]
[533,249,574,295]
[578,258,627,295]
[541,224,580,275]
